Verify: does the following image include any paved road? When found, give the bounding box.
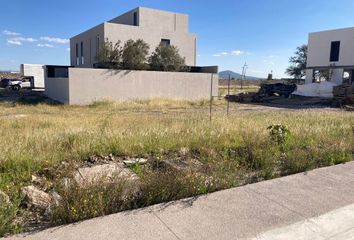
[6,161,354,240]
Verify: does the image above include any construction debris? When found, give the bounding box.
[123,158,148,166]
[226,83,296,103]
[333,84,354,106]
[74,163,139,186]
[258,83,297,98]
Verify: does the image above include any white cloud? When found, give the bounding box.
[9,37,37,43]
[7,39,22,45]
[263,59,275,65]
[40,37,69,44]
[37,43,55,48]
[267,55,277,59]
[231,50,245,56]
[213,50,246,57]
[2,30,21,36]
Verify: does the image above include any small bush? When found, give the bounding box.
[122,39,150,70]
[0,197,22,237]
[50,179,129,224]
[268,124,291,145]
[149,44,186,71]
[96,39,122,69]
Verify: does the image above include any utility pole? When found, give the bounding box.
[241,62,248,90]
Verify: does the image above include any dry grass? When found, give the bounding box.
[219,85,260,96]
[0,97,353,236]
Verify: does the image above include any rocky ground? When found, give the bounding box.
[15,154,213,232]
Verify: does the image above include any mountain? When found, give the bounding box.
[219,70,262,81]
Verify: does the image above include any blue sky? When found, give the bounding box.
[1,0,354,78]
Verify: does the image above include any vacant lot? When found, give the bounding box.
[0,92,353,237]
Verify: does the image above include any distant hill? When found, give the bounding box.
[219,70,262,81]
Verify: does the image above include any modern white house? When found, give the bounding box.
[70,7,197,68]
[306,27,354,85]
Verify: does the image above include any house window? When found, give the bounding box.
[161,39,171,46]
[76,43,79,65]
[330,41,340,62]
[80,41,84,65]
[133,12,138,26]
[313,69,330,83]
[96,35,100,59]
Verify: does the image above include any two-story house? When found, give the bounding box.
[70,7,197,68]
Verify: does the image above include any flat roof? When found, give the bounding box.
[309,26,354,35]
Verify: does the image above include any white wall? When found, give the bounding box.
[305,69,314,84]
[20,64,45,88]
[44,68,217,105]
[307,27,354,67]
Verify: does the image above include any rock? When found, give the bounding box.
[22,186,52,210]
[51,191,62,207]
[30,175,52,191]
[74,163,139,186]
[179,147,190,156]
[123,158,148,166]
[0,190,11,206]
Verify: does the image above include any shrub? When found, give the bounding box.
[122,39,149,70]
[95,39,122,69]
[0,196,22,237]
[267,124,291,145]
[149,44,186,71]
[50,179,129,224]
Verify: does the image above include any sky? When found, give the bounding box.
[1,0,354,78]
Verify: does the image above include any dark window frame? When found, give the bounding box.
[96,35,100,60]
[161,39,171,46]
[133,12,138,26]
[80,41,84,65]
[330,41,340,62]
[75,43,79,65]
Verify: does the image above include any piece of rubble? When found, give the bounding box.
[0,190,11,206]
[123,158,148,166]
[74,163,139,186]
[179,147,190,156]
[22,186,52,210]
[51,191,62,207]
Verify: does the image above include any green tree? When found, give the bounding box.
[122,39,150,70]
[95,39,122,69]
[149,44,186,71]
[285,44,308,79]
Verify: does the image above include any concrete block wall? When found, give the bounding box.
[45,68,218,105]
[44,77,70,104]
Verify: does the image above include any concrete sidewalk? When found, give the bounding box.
[6,161,354,240]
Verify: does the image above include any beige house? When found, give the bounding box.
[70,7,197,68]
